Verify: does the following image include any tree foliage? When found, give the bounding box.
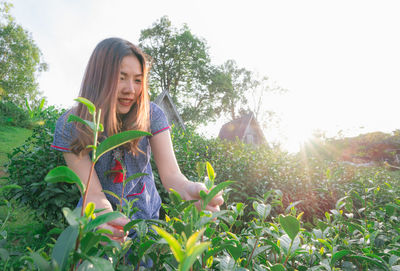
[140,16,284,129]
[139,16,215,125]
[0,1,47,106]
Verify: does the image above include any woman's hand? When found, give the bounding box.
[87,196,130,244]
[98,216,130,243]
[183,181,224,212]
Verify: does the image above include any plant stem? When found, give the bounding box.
[283,239,294,267]
[81,162,96,217]
[201,234,205,268]
[245,236,260,268]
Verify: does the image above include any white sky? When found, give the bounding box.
[10,0,400,152]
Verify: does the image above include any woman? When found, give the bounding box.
[51,37,223,243]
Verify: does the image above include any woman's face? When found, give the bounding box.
[116,55,143,114]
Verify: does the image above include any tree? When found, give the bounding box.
[216,59,256,120]
[0,1,47,106]
[139,16,221,126]
[250,75,287,129]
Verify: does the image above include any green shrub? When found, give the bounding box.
[0,100,32,128]
[5,105,79,227]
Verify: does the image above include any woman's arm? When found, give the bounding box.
[150,130,224,212]
[63,152,129,241]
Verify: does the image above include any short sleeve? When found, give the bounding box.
[150,102,170,136]
[51,110,76,152]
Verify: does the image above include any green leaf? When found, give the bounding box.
[279,215,300,241]
[0,184,22,193]
[103,190,121,202]
[84,211,124,232]
[253,202,271,220]
[25,98,32,113]
[349,255,389,270]
[186,229,205,251]
[152,225,184,263]
[138,239,156,258]
[199,190,207,200]
[181,242,211,271]
[75,97,96,115]
[124,172,148,186]
[196,162,205,178]
[45,166,85,195]
[62,207,80,226]
[226,243,242,260]
[203,181,234,209]
[169,188,183,205]
[205,177,213,191]
[331,250,352,266]
[80,232,103,255]
[30,252,53,271]
[51,225,79,271]
[84,202,95,219]
[206,161,215,182]
[38,98,45,111]
[67,114,96,132]
[77,257,114,271]
[219,255,235,271]
[271,264,285,271]
[318,239,333,251]
[95,130,151,163]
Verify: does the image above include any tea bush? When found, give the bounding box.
[2,101,399,270]
[5,105,79,227]
[0,100,32,128]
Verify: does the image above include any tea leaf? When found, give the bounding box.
[67,114,96,131]
[271,264,285,271]
[80,232,103,255]
[51,225,79,271]
[203,181,234,209]
[152,226,184,263]
[186,229,205,251]
[77,257,114,270]
[219,255,235,271]
[62,207,80,226]
[84,211,124,232]
[279,215,300,241]
[181,242,211,271]
[84,202,95,219]
[102,190,121,202]
[226,243,242,260]
[29,252,53,271]
[124,172,148,186]
[206,161,215,182]
[0,184,21,193]
[75,97,96,115]
[349,255,389,270]
[45,166,85,195]
[95,130,151,163]
[253,202,271,220]
[138,239,156,258]
[331,250,352,265]
[196,161,205,178]
[204,177,213,191]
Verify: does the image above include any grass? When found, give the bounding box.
[0,125,32,176]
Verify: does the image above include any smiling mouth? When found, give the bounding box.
[118,98,134,106]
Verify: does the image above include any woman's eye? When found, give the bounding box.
[135,79,142,83]
[120,77,125,81]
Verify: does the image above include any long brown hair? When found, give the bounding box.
[70,37,150,155]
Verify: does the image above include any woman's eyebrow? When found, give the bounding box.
[120,71,143,77]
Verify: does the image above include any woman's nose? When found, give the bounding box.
[123,80,135,93]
